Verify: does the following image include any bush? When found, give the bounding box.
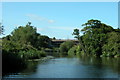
[68,45,85,57]
[59,40,74,53]
[38,50,46,57]
[19,49,46,60]
[68,46,77,57]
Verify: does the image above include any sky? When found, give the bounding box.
[1,2,118,39]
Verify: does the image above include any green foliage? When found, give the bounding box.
[81,19,114,56]
[102,32,120,57]
[11,23,37,46]
[19,49,46,60]
[76,45,84,56]
[35,35,51,49]
[60,40,75,54]
[2,39,21,52]
[73,19,119,57]
[3,22,51,50]
[2,22,48,60]
[2,22,51,74]
[72,29,80,39]
[72,28,86,54]
[68,46,77,57]
[53,37,56,40]
[68,45,85,57]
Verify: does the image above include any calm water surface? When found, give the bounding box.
[3,56,120,78]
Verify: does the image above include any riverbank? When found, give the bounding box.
[28,56,55,62]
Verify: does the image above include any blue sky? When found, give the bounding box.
[2,2,118,39]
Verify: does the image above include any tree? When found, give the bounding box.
[11,22,37,46]
[2,22,52,74]
[35,35,51,49]
[81,19,113,56]
[72,29,86,54]
[72,29,80,39]
[53,37,56,40]
[73,19,114,56]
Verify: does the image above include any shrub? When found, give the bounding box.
[19,49,46,60]
[68,46,77,57]
[59,40,74,53]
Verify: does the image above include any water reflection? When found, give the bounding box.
[77,56,120,78]
[20,61,39,73]
[3,56,120,78]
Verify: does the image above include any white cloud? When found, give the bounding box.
[26,14,55,24]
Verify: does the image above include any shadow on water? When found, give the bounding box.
[2,60,40,77]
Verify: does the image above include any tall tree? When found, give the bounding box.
[72,29,86,54]
[81,19,113,56]
[73,19,114,56]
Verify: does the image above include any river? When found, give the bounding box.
[3,56,120,78]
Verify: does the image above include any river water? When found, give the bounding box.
[3,56,120,78]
